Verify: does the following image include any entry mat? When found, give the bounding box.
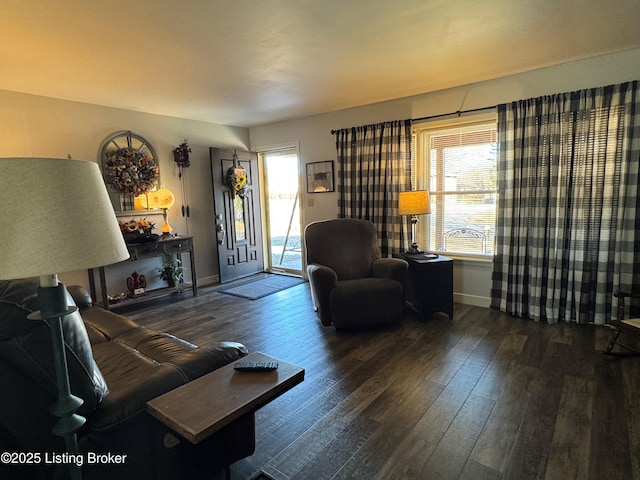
[218,274,305,300]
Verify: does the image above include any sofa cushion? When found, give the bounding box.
[81,306,142,342]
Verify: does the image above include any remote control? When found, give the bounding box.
[234,361,279,371]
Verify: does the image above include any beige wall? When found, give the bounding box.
[2,49,639,304]
[249,48,640,306]
[0,90,250,290]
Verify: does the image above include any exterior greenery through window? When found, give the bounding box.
[412,113,497,256]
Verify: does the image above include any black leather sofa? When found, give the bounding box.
[0,278,254,480]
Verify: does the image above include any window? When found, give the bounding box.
[413,113,497,257]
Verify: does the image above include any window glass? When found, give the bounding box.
[233,195,246,242]
[414,115,497,256]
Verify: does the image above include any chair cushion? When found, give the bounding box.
[330,277,403,328]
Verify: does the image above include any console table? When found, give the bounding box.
[89,236,197,310]
[393,253,454,320]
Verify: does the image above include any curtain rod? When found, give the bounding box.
[330,105,497,134]
[412,105,497,123]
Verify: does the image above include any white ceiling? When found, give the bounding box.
[2,0,640,128]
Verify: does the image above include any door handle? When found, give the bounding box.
[216,223,225,245]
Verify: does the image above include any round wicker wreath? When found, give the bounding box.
[104,147,159,195]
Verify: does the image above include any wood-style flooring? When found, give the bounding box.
[127,277,640,480]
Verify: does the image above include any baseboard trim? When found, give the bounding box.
[454,293,491,308]
[198,275,220,287]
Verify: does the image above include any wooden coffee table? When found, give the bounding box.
[147,352,304,476]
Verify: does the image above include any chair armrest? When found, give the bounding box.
[614,291,640,299]
[306,264,337,326]
[614,291,640,321]
[372,258,408,283]
[613,291,640,321]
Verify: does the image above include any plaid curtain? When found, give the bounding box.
[335,119,412,256]
[491,81,640,325]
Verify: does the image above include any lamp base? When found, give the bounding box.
[405,243,423,254]
[161,208,173,239]
[29,282,85,480]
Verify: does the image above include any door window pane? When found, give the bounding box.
[263,150,302,273]
[234,195,246,242]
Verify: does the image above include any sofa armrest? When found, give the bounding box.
[372,257,408,283]
[67,285,93,310]
[307,263,337,326]
[90,340,248,431]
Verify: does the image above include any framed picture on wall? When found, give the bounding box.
[306,161,334,193]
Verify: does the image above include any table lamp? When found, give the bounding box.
[398,190,431,254]
[0,158,130,480]
[148,188,176,238]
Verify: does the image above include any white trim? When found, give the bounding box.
[446,253,493,264]
[454,292,491,308]
[251,140,299,154]
[413,111,497,130]
[198,274,220,287]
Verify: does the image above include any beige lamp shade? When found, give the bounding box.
[398,190,431,216]
[0,158,130,280]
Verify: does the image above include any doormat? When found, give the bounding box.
[218,275,305,300]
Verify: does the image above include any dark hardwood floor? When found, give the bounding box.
[128,277,640,480]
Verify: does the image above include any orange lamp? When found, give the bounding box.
[146,188,176,237]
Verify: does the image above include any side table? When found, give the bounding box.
[147,352,304,479]
[393,253,454,320]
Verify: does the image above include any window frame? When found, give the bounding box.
[412,112,498,261]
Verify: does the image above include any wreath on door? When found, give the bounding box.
[225,150,248,198]
[226,166,248,198]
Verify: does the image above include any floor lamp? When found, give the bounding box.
[0,158,130,480]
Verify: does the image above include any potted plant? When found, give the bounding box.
[158,259,183,287]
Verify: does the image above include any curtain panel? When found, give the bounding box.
[491,81,640,325]
[335,119,412,257]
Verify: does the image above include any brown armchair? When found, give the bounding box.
[304,218,408,329]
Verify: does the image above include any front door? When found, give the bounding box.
[210,148,264,283]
